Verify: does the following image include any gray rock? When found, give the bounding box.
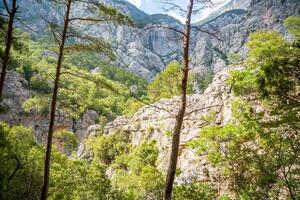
[2,0,298,81]
[0,71,98,144]
[101,68,233,194]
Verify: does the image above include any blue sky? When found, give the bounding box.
[125,0,230,22]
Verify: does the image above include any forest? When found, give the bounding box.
[0,0,299,200]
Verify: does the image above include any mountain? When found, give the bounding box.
[0,0,300,198]
[193,0,251,26]
[0,0,184,80]
[1,0,299,83]
[0,0,299,139]
[190,0,300,77]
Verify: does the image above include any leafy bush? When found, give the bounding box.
[191,71,213,93]
[87,130,130,165]
[0,123,43,200]
[111,140,164,200]
[173,182,217,200]
[53,130,78,153]
[148,61,193,101]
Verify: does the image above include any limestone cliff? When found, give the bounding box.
[0,71,98,144]
[2,0,299,81]
[78,68,235,195]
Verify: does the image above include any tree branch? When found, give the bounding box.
[191,26,223,41]
[130,92,176,118]
[2,0,10,15]
[50,23,61,45]
[68,17,112,23]
[184,104,221,117]
[139,25,186,37]
[60,68,119,95]
[6,155,20,187]
[154,0,187,13]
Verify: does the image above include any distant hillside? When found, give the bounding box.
[193,0,251,26]
[193,9,247,26]
[109,0,181,26]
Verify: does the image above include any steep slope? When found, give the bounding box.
[190,0,300,78]
[193,0,251,26]
[0,0,183,80]
[79,68,234,195]
[1,0,298,82]
[0,71,98,144]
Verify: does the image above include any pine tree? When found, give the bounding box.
[39,1,134,199]
[0,0,18,101]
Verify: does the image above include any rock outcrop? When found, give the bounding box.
[77,68,234,194]
[0,71,98,144]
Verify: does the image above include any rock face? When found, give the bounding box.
[3,0,183,81]
[0,71,98,144]
[100,68,234,194]
[190,0,300,76]
[3,0,299,81]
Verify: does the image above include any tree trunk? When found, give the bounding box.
[0,0,18,101]
[164,0,194,199]
[40,0,72,199]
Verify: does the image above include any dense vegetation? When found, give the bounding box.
[190,16,300,199]
[147,61,193,102]
[0,0,299,198]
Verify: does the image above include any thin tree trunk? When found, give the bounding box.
[40,0,72,199]
[164,0,194,199]
[0,0,18,101]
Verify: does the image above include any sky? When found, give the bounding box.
[125,0,230,23]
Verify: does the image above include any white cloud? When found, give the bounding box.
[167,10,186,23]
[127,0,142,7]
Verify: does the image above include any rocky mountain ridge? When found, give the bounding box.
[0,0,299,155]
[2,0,299,82]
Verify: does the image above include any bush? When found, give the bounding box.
[173,182,217,200]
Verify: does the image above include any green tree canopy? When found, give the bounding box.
[147,61,193,101]
[191,16,300,199]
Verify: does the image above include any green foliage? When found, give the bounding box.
[67,53,148,97]
[49,155,124,200]
[191,98,300,199]
[191,19,300,199]
[227,52,243,65]
[111,140,164,199]
[87,130,130,165]
[0,123,43,200]
[9,30,44,83]
[0,122,126,200]
[173,182,217,200]
[284,16,300,42]
[229,20,300,105]
[97,2,135,27]
[227,69,257,95]
[148,61,193,101]
[191,71,213,92]
[22,57,134,119]
[53,130,78,153]
[13,35,144,119]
